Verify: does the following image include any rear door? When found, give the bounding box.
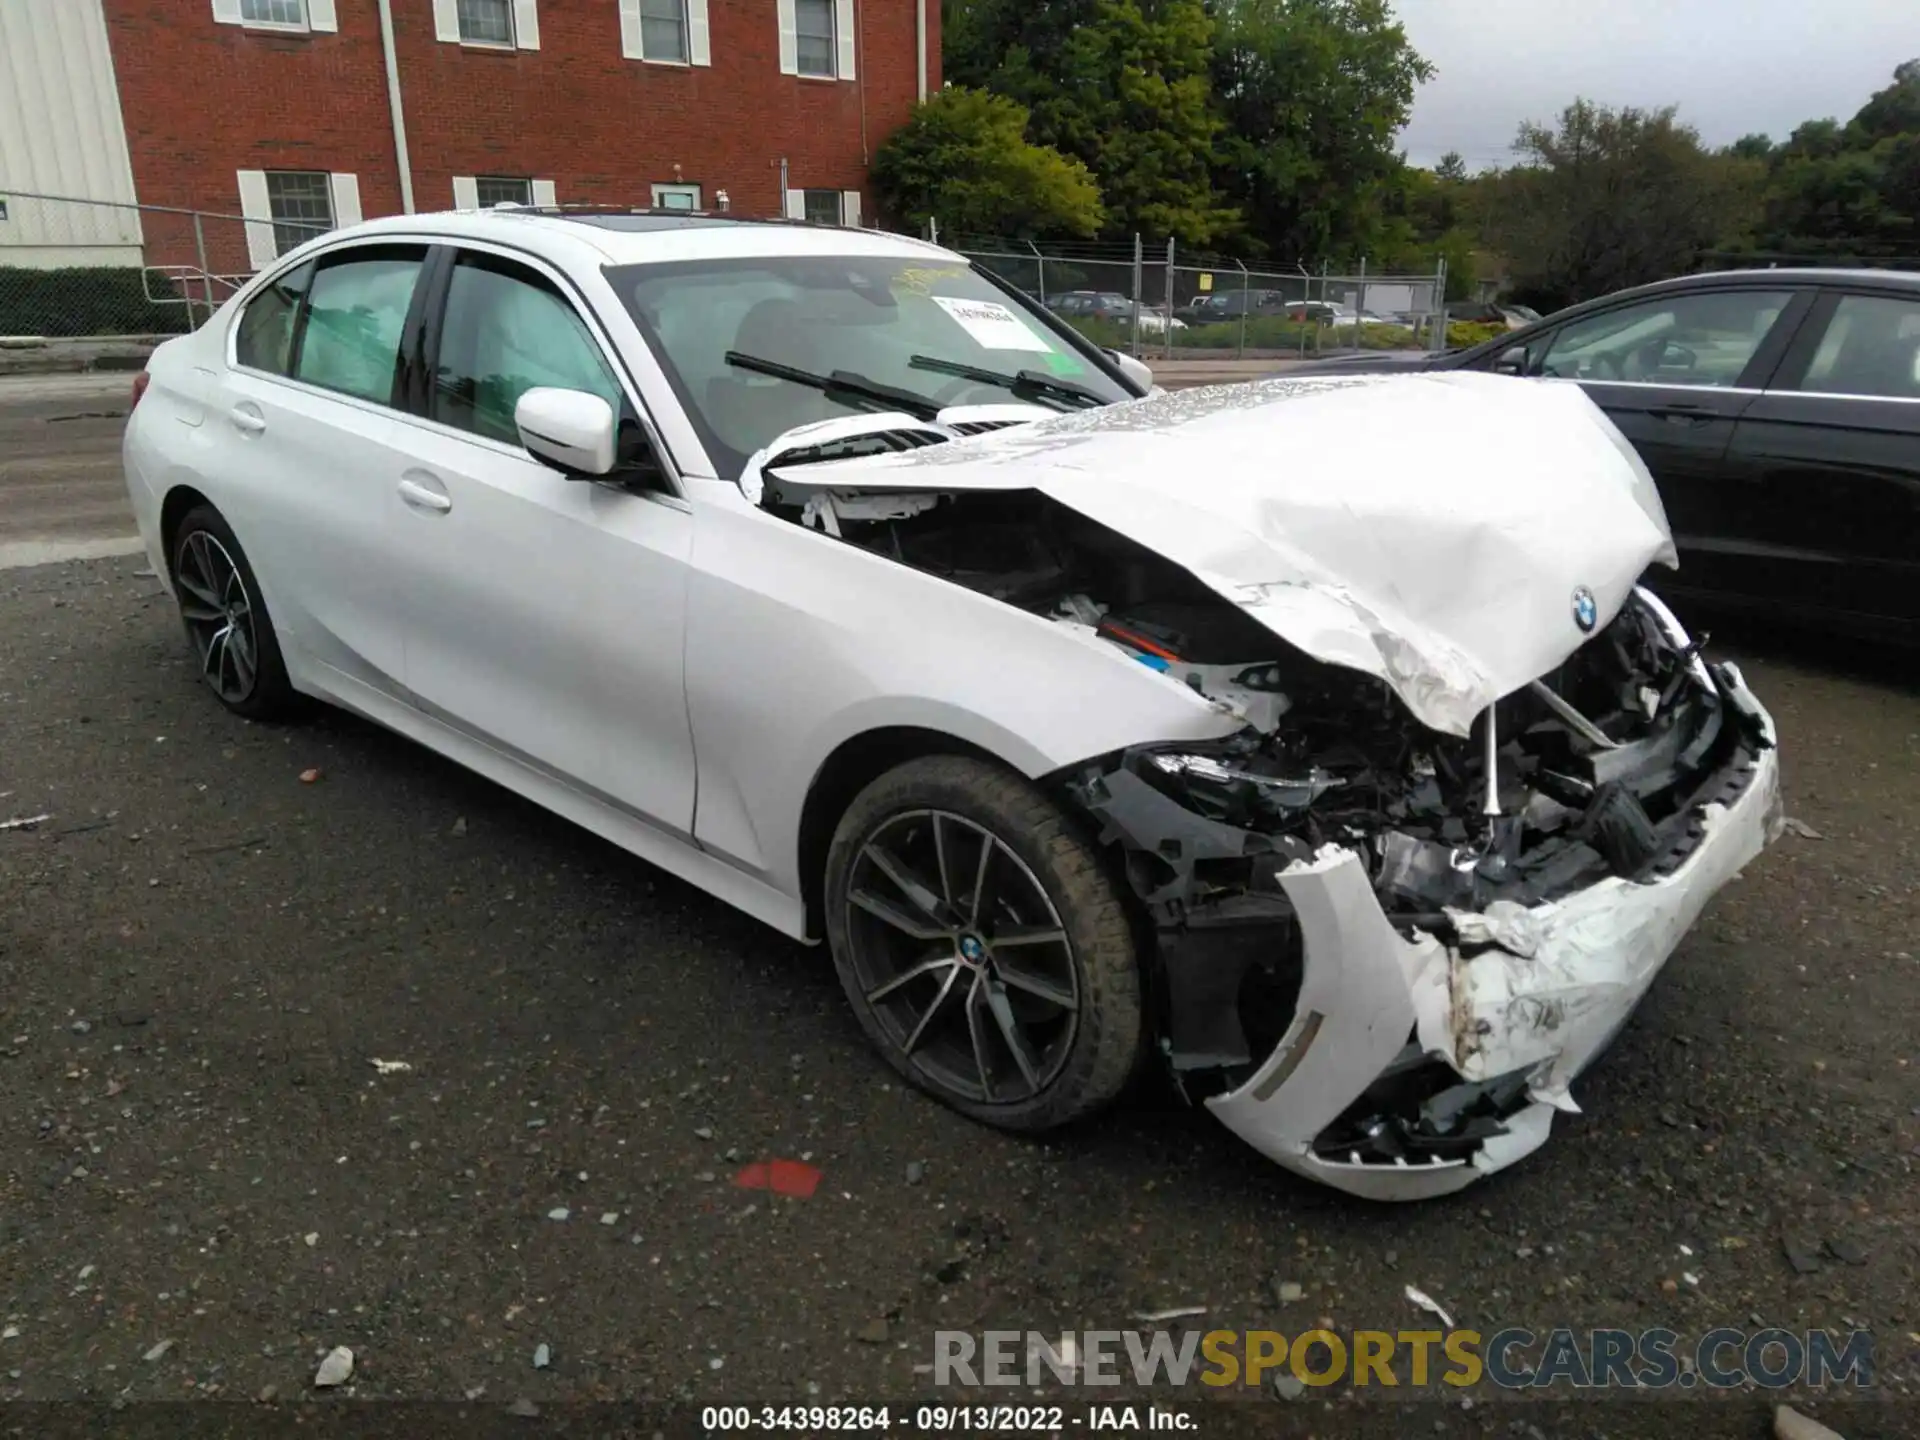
[1524,285,1814,595]
[1712,287,1920,636]
[219,241,433,698]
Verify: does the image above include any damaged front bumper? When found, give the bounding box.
[1205,667,1782,1200]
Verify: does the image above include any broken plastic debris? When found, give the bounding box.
[313,1345,354,1387]
[1403,1285,1454,1328]
[0,813,52,832]
[732,1158,822,1198]
[1773,1405,1848,1440]
[298,768,323,784]
[143,1338,174,1363]
[1445,900,1541,959]
[1779,817,1823,840]
[370,1058,412,1075]
[1133,1306,1208,1323]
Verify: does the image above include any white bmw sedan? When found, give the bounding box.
[124,209,1783,1199]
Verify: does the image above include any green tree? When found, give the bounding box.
[1207,0,1432,260]
[871,87,1105,238]
[943,0,1237,245]
[1433,150,1468,183]
[1752,60,1920,259]
[1487,100,1760,309]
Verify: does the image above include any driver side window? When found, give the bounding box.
[1538,290,1791,387]
[431,253,625,445]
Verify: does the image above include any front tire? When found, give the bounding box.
[824,755,1144,1132]
[170,503,297,720]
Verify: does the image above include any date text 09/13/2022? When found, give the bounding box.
[700,1406,1192,1431]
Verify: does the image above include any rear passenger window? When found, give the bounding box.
[1796,294,1920,399]
[234,260,312,375]
[292,247,425,405]
[429,254,623,445]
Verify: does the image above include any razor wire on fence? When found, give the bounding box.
[941,229,1454,361]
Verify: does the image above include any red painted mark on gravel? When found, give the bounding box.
[733,1159,822,1198]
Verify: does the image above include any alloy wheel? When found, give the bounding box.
[843,809,1081,1105]
[175,529,259,704]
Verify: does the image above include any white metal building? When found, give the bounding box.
[0,0,144,267]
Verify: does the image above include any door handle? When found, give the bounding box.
[397,476,452,513]
[228,404,266,435]
[1648,403,1714,426]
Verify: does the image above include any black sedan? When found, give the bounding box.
[1302,270,1920,643]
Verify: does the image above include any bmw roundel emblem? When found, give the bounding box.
[1571,586,1599,633]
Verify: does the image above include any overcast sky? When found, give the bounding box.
[1394,0,1920,170]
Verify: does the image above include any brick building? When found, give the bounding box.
[2,0,937,275]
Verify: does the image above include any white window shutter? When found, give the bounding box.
[688,0,710,66]
[236,170,276,269]
[513,0,539,48]
[211,0,242,23]
[531,179,557,208]
[784,189,805,220]
[432,0,459,42]
[329,172,362,227]
[835,0,854,79]
[452,176,479,209]
[776,0,797,74]
[841,190,861,228]
[618,0,643,57]
[307,0,338,30]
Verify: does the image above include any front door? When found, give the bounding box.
[392,246,697,836]
[1527,286,1807,603]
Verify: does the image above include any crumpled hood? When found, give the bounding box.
[768,372,1679,736]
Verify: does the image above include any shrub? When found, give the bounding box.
[0,267,192,338]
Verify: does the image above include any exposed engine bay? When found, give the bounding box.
[759,422,1775,1192]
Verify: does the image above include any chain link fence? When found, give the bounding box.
[942,229,1457,361]
[0,189,329,340]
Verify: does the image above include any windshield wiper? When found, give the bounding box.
[907,355,1108,410]
[723,351,941,422]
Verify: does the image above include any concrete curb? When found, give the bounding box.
[0,336,160,376]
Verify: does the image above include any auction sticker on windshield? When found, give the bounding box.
[932,295,1051,352]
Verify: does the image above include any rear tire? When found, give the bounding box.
[824,755,1144,1132]
[170,503,298,721]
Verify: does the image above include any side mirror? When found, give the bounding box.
[515,387,616,476]
[1105,348,1154,393]
[1491,346,1528,376]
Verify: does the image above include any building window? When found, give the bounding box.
[802,189,842,226]
[457,0,514,45]
[241,0,305,25]
[641,0,687,62]
[475,176,533,208]
[266,171,334,258]
[652,184,700,211]
[794,0,834,76]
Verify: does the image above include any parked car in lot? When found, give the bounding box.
[1049,289,1185,334]
[1449,299,1544,330]
[123,210,1780,1199]
[1301,269,1920,642]
[1178,289,1295,324]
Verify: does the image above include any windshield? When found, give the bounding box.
[606,255,1133,479]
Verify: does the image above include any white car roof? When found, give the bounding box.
[339,208,958,269]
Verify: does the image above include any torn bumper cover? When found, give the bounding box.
[1200,670,1780,1201]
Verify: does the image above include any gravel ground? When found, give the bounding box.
[0,558,1914,1438]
